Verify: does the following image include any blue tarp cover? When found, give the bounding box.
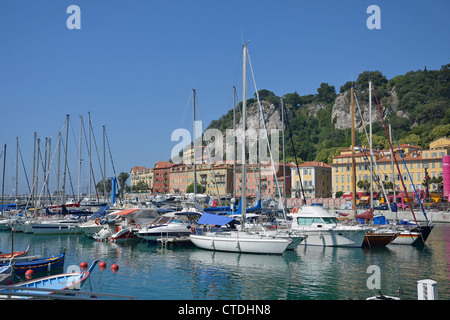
[197,212,234,226]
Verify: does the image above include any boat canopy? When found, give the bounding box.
[108,208,139,216]
[197,212,234,226]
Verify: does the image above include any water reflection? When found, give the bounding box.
[0,224,448,300]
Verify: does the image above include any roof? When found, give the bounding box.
[290,161,331,168]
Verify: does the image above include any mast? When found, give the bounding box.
[233,86,237,202]
[350,87,357,220]
[88,112,92,202]
[241,43,248,228]
[1,144,6,218]
[78,116,82,202]
[282,97,287,214]
[103,125,107,202]
[15,137,18,209]
[193,88,197,198]
[62,114,69,205]
[369,81,373,210]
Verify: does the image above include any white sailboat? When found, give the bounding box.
[190,44,291,255]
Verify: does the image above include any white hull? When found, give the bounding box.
[294,228,367,247]
[189,232,291,254]
[78,224,106,237]
[136,224,192,242]
[31,223,80,235]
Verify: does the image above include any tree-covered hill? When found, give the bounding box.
[207,64,450,164]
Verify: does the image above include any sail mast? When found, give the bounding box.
[350,87,357,220]
[241,43,248,228]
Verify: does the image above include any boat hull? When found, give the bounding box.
[189,232,291,254]
[294,228,368,247]
[136,224,192,242]
[363,232,398,246]
[0,253,65,275]
[31,223,80,235]
[390,231,421,245]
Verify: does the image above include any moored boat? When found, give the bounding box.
[1,259,99,298]
[289,206,370,247]
[0,249,65,275]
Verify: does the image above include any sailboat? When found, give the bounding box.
[369,83,434,245]
[347,84,398,246]
[189,44,291,255]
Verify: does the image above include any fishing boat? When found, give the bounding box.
[0,259,15,285]
[1,259,99,298]
[0,245,30,259]
[0,249,66,275]
[289,206,370,247]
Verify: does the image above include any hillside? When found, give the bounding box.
[207,64,450,164]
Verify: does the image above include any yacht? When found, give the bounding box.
[289,206,370,247]
[135,209,201,242]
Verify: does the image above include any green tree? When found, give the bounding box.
[96,178,112,194]
[117,172,130,194]
[316,83,336,104]
[186,183,206,194]
[357,179,371,192]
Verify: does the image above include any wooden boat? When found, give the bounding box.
[0,245,31,259]
[2,259,99,298]
[0,249,65,275]
[0,259,15,285]
[363,229,398,246]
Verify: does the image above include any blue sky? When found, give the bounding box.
[0,0,449,195]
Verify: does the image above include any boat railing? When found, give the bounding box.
[0,284,137,300]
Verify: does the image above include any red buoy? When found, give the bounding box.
[99,261,106,268]
[111,264,119,272]
[80,262,88,270]
[25,269,34,279]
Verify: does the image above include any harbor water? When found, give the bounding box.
[1,224,449,300]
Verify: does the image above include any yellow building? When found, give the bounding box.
[169,163,233,198]
[331,137,449,198]
[130,166,153,191]
[291,161,332,199]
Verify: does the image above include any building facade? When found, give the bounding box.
[290,161,332,199]
[331,137,449,198]
[130,166,153,191]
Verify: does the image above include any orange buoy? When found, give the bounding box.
[111,264,119,272]
[25,269,34,279]
[80,262,88,270]
[99,261,106,268]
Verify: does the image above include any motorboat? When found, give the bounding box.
[135,209,201,242]
[288,206,370,247]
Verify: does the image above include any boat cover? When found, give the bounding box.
[108,208,139,216]
[197,212,234,226]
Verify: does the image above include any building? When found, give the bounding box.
[152,161,174,194]
[290,161,332,199]
[331,137,449,199]
[234,162,291,199]
[130,166,153,191]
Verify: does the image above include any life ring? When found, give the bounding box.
[292,207,298,213]
[135,223,140,228]
[94,219,101,225]
[190,225,196,234]
[116,226,121,232]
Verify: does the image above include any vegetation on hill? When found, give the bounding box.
[207,64,450,164]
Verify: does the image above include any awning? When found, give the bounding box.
[197,212,234,226]
[108,208,139,216]
[356,208,373,220]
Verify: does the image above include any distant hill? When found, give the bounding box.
[207,64,450,164]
